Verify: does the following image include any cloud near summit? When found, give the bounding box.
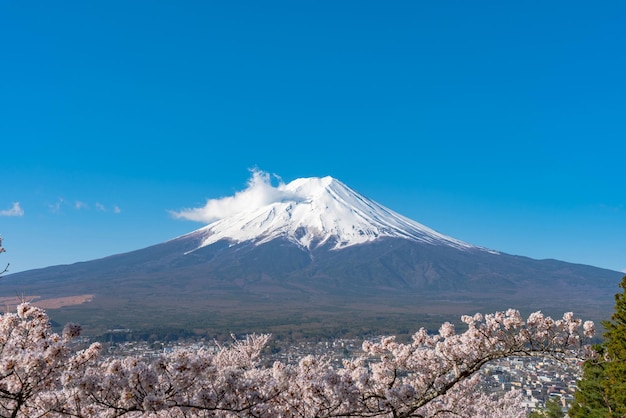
[171,170,301,223]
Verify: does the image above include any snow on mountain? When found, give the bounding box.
[183,176,495,253]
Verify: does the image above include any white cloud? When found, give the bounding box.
[170,169,300,223]
[95,203,121,213]
[50,199,120,214]
[0,202,24,217]
[49,197,65,213]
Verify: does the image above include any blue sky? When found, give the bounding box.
[2,1,625,274]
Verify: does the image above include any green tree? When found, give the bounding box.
[570,275,626,417]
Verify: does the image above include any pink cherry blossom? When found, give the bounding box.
[0,303,594,417]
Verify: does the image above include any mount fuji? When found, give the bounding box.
[4,176,621,338]
[183,176,488,253]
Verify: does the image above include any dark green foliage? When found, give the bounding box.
[601,274,626,415]
[570,276,626,417]
[570,354,612,417]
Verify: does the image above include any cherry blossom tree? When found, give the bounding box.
[57,333,281,417]
[264,309,593,418]
[0,303,101,417]
[0,299,595,416]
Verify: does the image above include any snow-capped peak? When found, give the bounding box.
[180,176,491,254]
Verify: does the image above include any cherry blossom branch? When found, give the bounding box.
[0,237,8,278]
